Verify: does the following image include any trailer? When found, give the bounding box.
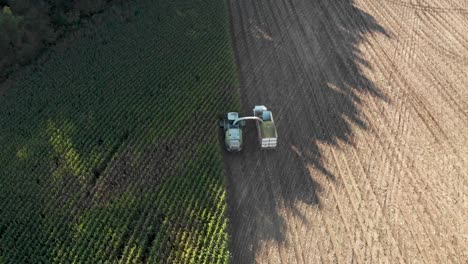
[253,105,278,149]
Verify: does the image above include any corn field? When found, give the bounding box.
[0,0,239,263]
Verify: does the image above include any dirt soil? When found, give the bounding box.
[223,0,467,263]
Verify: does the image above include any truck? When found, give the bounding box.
[253,105,278,149]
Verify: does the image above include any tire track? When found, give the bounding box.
[312,0,462,260]
[236,0,356,260]
[226,0,467,263]
[386,0,468,14]
[243,0,404,262]
[254,1,330,263]
[370,0,468,163]
[316,1,414,260]
[362,0,467,157]
[260,1,328,262]
[270,0,388,259]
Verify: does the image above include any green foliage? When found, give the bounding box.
[0,0,129,81]
[2,6,11,15]
[74,0,106,15]
[0,0,238,263]
[0,9,21,36]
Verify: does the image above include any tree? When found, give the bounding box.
[74,0,106,16]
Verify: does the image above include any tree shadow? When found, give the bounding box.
[224,0,389,262]
[0,0,237,261]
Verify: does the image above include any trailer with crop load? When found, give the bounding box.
[253,105,277,149]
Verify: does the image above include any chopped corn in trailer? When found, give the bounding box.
[253,105,278,149]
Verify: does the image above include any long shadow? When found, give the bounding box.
[224,0,389,262]
[0,0,237,262]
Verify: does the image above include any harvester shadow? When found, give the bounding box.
[225,0,389,263]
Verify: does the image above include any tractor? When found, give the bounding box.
[219,106,277,152]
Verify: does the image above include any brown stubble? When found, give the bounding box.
[224,0,467,263]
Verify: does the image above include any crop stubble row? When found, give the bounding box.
[226,0,467,263]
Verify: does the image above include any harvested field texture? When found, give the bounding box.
[225,0,467,263]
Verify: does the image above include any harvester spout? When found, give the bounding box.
[233,116,263,125]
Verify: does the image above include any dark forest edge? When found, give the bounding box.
[0,0,132,82]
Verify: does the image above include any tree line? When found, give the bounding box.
[0,0,125,82]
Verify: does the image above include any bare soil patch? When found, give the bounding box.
[224,0,467,263]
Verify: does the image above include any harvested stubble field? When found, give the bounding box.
[224,0,467,263]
